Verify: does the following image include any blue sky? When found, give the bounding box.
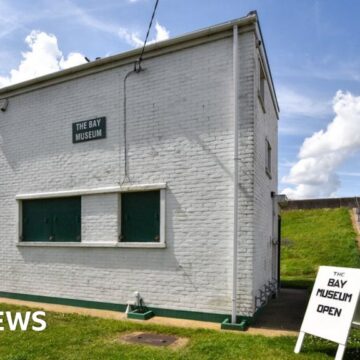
[1,0,360,199]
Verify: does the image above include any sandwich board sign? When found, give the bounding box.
[354,301,360,327]
[294,266,360,360]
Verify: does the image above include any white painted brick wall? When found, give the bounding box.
[236,31,257,316]
[0,28,277,317]
[253,48,279,308]
[82,194,119,243]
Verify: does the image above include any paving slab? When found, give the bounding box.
[251,288,309,332]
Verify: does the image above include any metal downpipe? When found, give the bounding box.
[231,24,239,324]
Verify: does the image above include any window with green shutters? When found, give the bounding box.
[22,197,81,242]
[121,191,160,242]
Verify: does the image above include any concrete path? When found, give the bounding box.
[251,288,309,333]
[0,297,298,337]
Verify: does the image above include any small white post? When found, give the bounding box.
[294,331,305,354]
[335,344,346,360]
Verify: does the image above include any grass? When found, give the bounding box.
[0,303,359,360]
[1,207,359,359]
[281,208,360,288]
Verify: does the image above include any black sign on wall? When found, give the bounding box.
[72,117,106,143]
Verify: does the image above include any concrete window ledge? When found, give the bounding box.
[15,183,167,249]
[16,242,166,249]
[15,183,167,200]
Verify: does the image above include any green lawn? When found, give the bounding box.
[281,208,360,288]
[1,207,360,359]
[0,303,359,360]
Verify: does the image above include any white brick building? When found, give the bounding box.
[0,13,280,325]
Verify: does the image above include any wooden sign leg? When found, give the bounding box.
[294,331,305,353]
[335,344,346,360]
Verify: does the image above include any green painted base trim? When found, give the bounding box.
[248,305,265,325]
[150,307,229,323]
[0,291,256,325]
[0,291,126,312]
[127,309,154,320]
[221,318,249,331]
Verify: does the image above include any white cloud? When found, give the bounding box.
[279,123,317,136]
[0,16,170,89]
[0,30,86,88]
[119,21,170,48]
[153,22,170,42]
[53,1,169,48]
[59,52,87,69]
[279,160,296,168]
[275,55,360,83]
[281,91,360,199]
[0,0,170,67]
[338,171,360,177]
[118,28,143,48]
[277,85,331,119]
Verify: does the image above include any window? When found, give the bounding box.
[265,138,272,178]
[22,197,81,242]
[120,191,160,243]
[259,59,266,112]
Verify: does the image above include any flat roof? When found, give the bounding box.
[0,12,279,112]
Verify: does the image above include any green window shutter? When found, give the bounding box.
[22,200,52,242]
[121,191,160,242]
[51,197,81,242]
[22,197,81,242]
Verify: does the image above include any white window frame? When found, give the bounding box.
[265,138,272,179]
[118,186,166,248]
[15,183,166,248]
[258,57,266,113]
